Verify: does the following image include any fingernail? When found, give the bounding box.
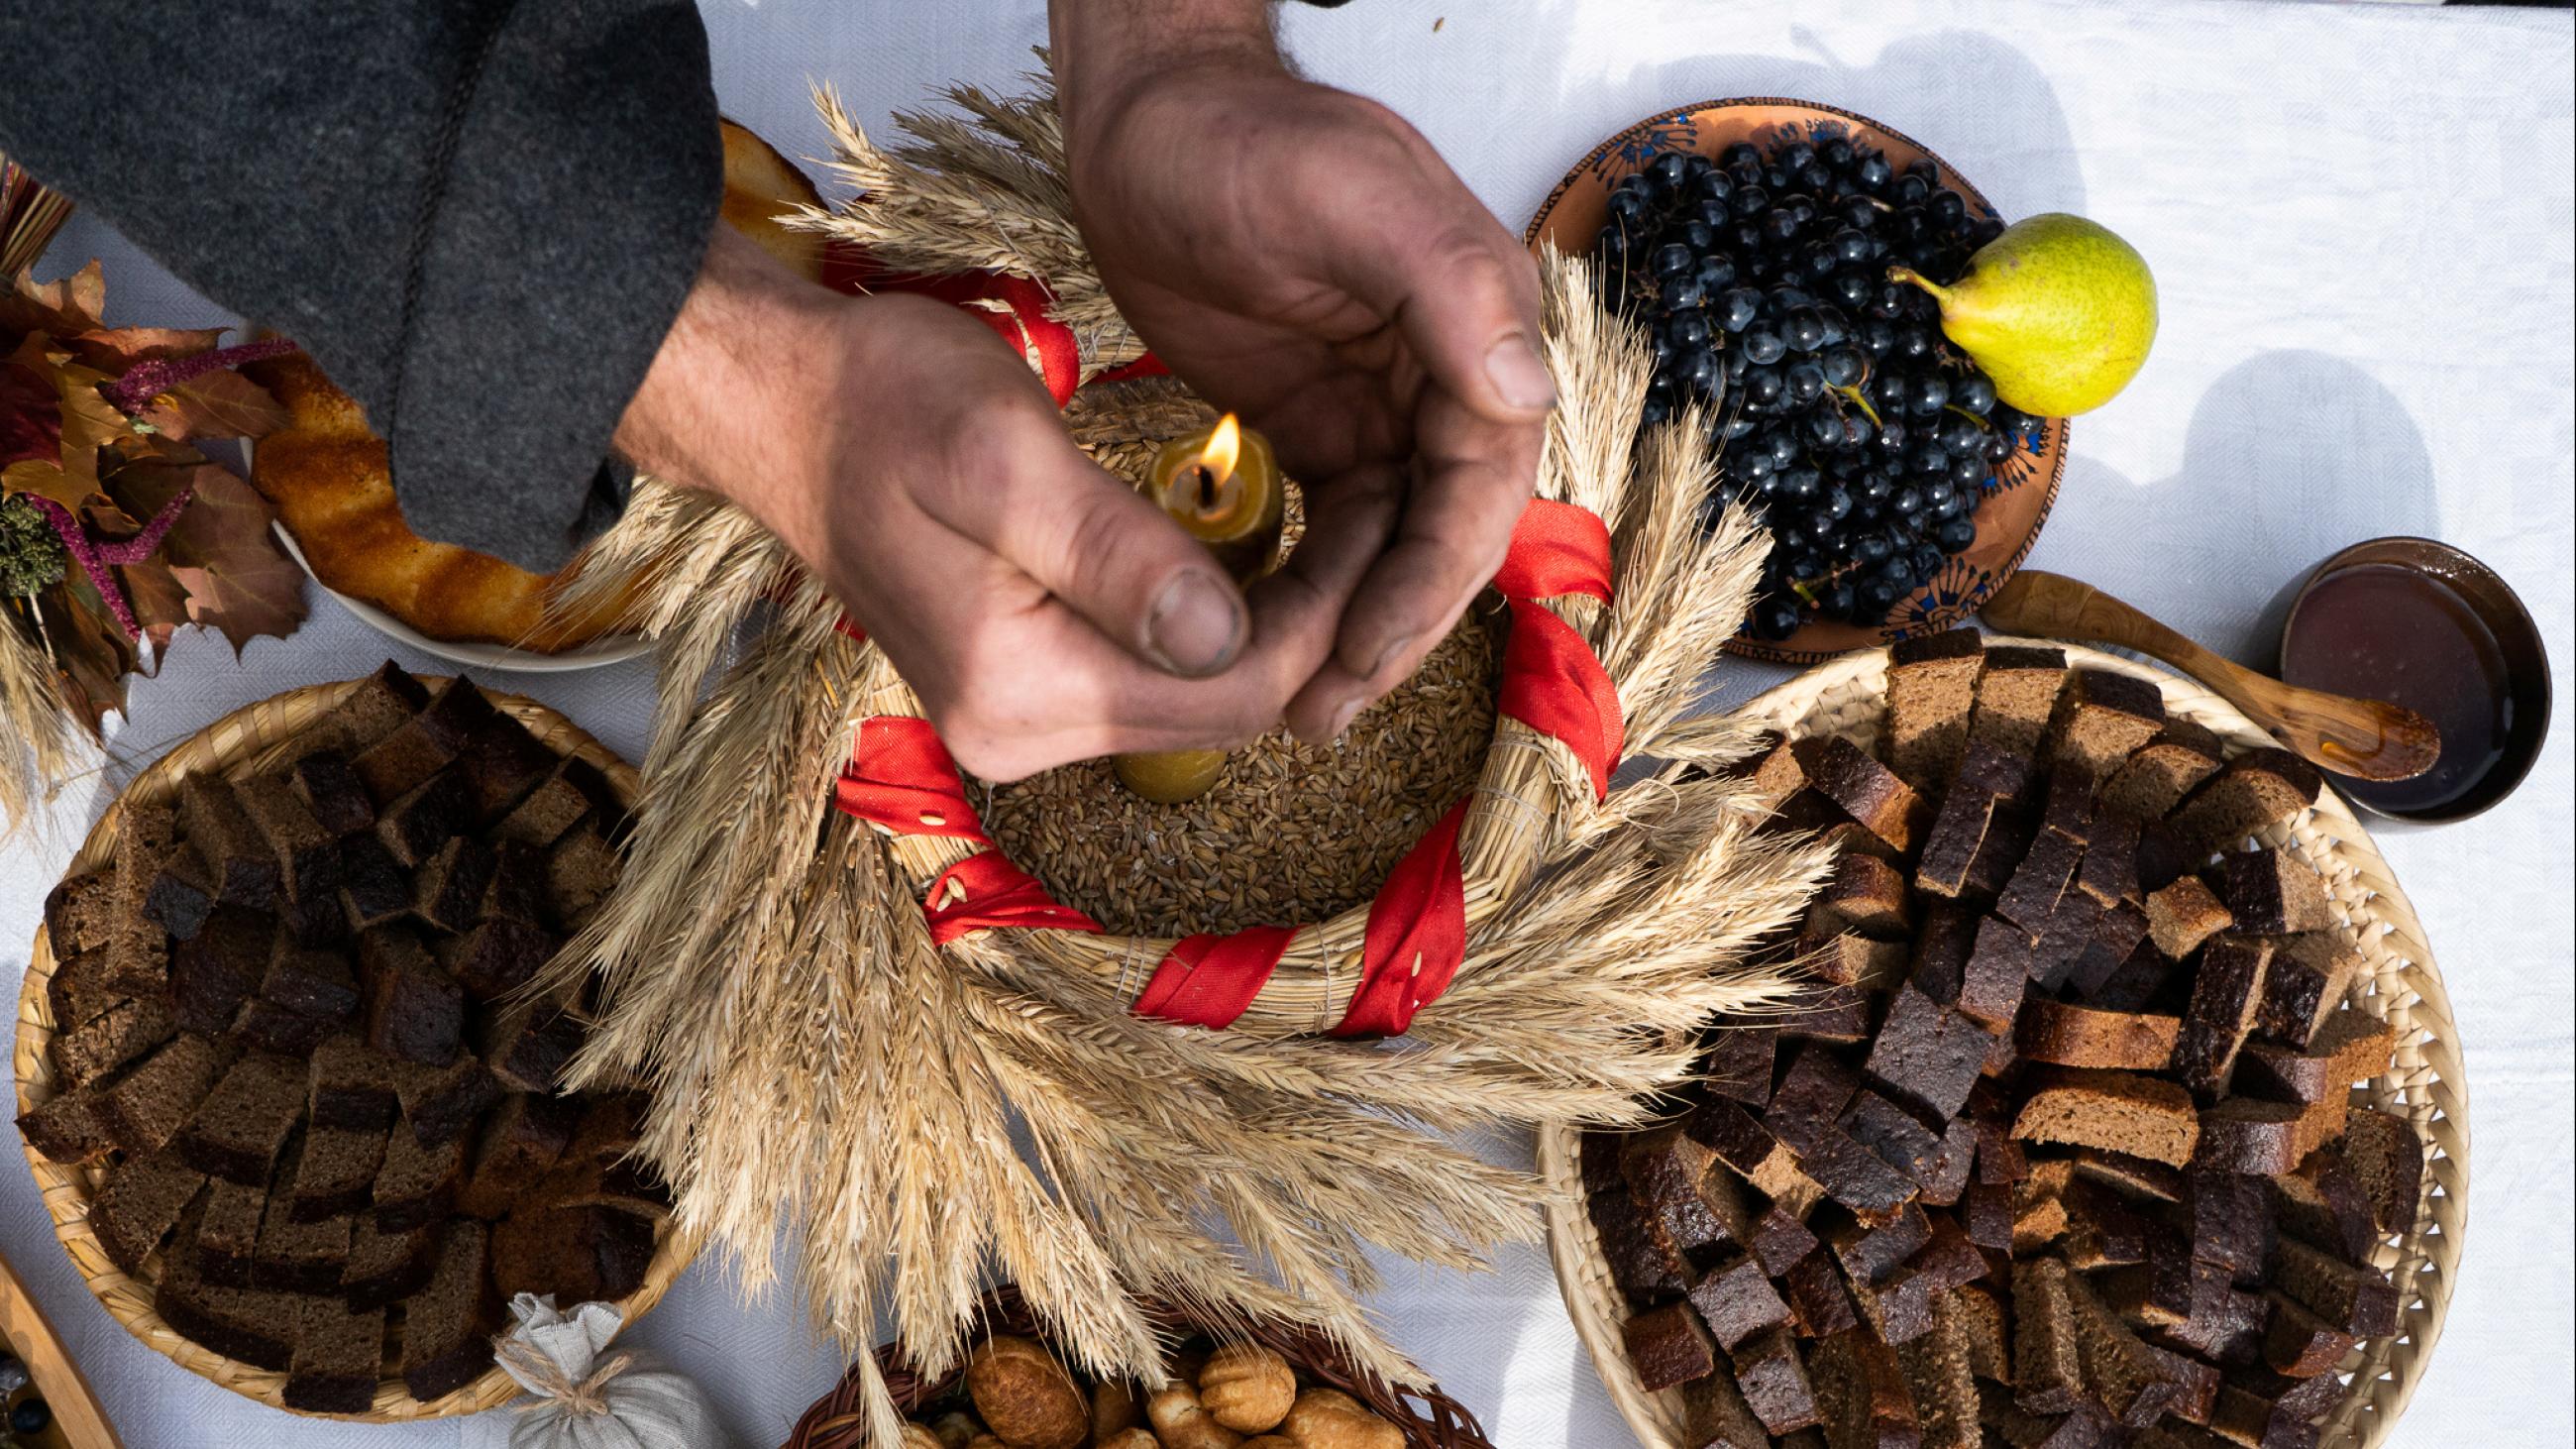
[1368,631,1418,682]
[1484,332,1556,412]
[1145,569,1243,676]
[1327,695,1366,741]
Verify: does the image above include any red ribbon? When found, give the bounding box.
[823,242,1167,407]
[923,852,1104,946]
[1491,499,1624,800]
[1493,499,1615,606]
[835,718,991,845]
[1333,800,1472,1038]
[1132,927,1300,1029]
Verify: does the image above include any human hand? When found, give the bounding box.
[1053,0,1554,741]
[614,227,1386,780]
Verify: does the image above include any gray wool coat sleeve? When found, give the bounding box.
[0,1,723,574]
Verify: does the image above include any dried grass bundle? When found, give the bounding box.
[1,596,83,837]
[547,71,1827,1446]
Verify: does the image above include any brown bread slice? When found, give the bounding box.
[457,1092,583,1219]
[99,1033,229,1158]
[2169,750,2322,854]
[46,947,130,1035]
[89,1149,207,1272]
[2249,934,2361,1050]
[1909,904,1979,1004]
[2196,1099,2307,1175]
[2212,850,2333,937]
[195,1175,268,1286]
[1809,852,1915,940]
[157,1198,304,1371]
[1698,1025,1778,1107]
[1983,1386,2126,1448]
[2260,1293,2356,1380]
[1970,645,2069,757]
[1687,1255,1793,1350]
[1624,1127,1736,1278]
[2270,1149,2377,1262]
[302,660,431,758]
[360,928,465,1065]
[2183,1169,2273,1288]
[1806,932,1910,994]
[375,768,476,868]
[238,770,341,908]
[1863,983,1994,1121]
[253,1143,354,1292]
[1997,827,2083,937]
[289,750,376,837]
[372,1122,464,1232]
[1783,1252,1861,1339]
[390,1055,504,1150]
[1751,1201,1823,1276]
[169,904,269,1036]
[2210,1370,2341,1449]
[411,834,497,935]
[400,1219,494,1400]
[337,832,414,932]
[1622,1299,1719,1392]
[2338,1108,2422,1234]
[43,871,122,955]
[457,707,559,822]
[113,798,182,919]
[435,917,562,1003]
[2102,725,2225,823]
[2061,1271,2187,1427]
[1678,1362,1772,1448]
[2231,1013,2398,1106]
[1805,735,1929,852]
[2012,1069,2200,1167]
[1962,805,2036,903]
[2048,669,2166,777]
[102,911,172,1001]
[142,842,219,941]
[2268,1237,2399,1336]
[1728,1324,1824,1434]
[1843,1090,1945,1186]
[1953,1282,2009,1384]
[494,757,609,847]
[1886,628,1986,787]
[2072,1149,2185,1204]
[283,1296,383,1413]
[54,992,177,1091]
[1778,985,1874,1045]
[308,1033,398,1130]
[1916,786,1993,899]
[177,773,280,908]
[2175,937,2273,1098]
[175,1051,307,1184]
[353,713,462,807]
[343,1216,441,1311]
[480,993,586,1094]
[2076,814,2141,908]
[289,1124,387,1223]
[1892,1290,1983,1449]
[479,839,551,926]
[544,824,623,931]
[1811,1328,1921,1448]
[1957,916,2032,1032]
[2017,1000,2180,1072]
[1832,1201,1933,1288]
[1770,1044,1863,1154]
[2145,878,2234,959]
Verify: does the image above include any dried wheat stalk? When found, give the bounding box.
[547,72,1827,1448]
[1,601,81,838]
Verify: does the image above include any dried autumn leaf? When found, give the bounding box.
[41,568,143,730]
[0,338,59,471]
[136,366,290,443]
[65,324,228,373]
[0,334,127,508]
[80,495,185,661]
[0,261,107,341]
[110,460,306,653]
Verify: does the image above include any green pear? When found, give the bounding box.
[1890,213,2156,417]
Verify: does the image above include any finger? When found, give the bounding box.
[917,397,1251,679]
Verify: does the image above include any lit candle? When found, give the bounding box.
[1115,413,1286,805]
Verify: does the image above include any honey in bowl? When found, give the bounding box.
[2280,545,2545,820]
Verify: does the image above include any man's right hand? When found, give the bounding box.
[613,227,1387,781]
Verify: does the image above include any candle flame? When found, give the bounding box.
[1199,413,1243,490]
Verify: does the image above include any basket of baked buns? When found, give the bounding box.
[14,662,694,1418]
[1542,630,2464,1449]
[787,1283,1491,1449]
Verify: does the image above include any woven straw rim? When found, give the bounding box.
[13,678,699,1421]
[1539,639,2467,1449]
[785,1282,1494,1449]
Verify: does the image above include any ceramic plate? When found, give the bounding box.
[268,521,652,674]
[1525,98,2068,664]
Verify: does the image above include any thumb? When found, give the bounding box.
[1329,165,1556,422]
[922,409,1250,678]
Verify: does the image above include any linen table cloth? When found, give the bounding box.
[3,1,2566,1444]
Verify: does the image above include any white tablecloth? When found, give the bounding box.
[5,1,2568,1445]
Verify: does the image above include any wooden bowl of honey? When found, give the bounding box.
[2278,536,2551,823]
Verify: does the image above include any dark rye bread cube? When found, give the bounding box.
[494,756,612,847]
[1812,1329,1921,1448]
[283,1297,384,1413]
[2233,1013,2399,1109]
[375,769,475,869]
[302,661,431,758]
[1751,1200,1822,1276]
[1863,982,1992,1121]
[1803,1128,1920,1217]
[104,919,174,1002]
[169,905,269,1036]
[412,834,497,935]
[177,774,280,909]
[99,1032,230,1159]
[237,771,341,908]
[289,1124,386,1223]
[1962,805,2036,905]
[1677,1362,1772,1448]
[1958,915,2032,1032]
[253,1152,355,1292]
[2169,749,2322,854]
[1688,1098,1795,1186]
[457,706,560,822]
[1698,1025,1778,1107]
[1854,1221,1988,1347]
[1910,903,1979,1004]
[89,1149,206,1272]
[47,947,130,1035]
[2011,1258,2088,1415]
[308,1033,398,1131]
[1623,1126,1735,1277]
[2059,1181,2154,1270]
[1768,1045,1862,1154]
[1957,732,2039,805]
[1623,1299,1720,1392]
[1997,827,2082,937]
[233,992,343,1058]
[1783,1251,1861,1339]
[1915,1118,1978,1208]
[543,823,624,932]
[1687,1255,1792,1349]
[1833,1201,1932,1287]
[1728,1324,1824,1435]
[1776,985,1874,1045]
[2213,1370,2343,1449]
[1843,1089,1946,1186]
[360,928,465,1065]
[2213,849,2334,937]
[1970,645,2069,756]
[2048,669,2166,777]
[1892,1290,1983,1449]
[401,1219,496,1401]
[2072,1147,2186,1204]
[196,1176,268,1287]
[54,993,177,1092]
[2197,1099,2308,1176]
[2270,1149,2379,1262]
[158,1200,303,1371]
[175,1051,306,1184]
[2261,1292,2358,1380]
[344,1216,441,1311]
[2185,1169,2274,1288]
[2175,937,2274,1098]
[1915,786,1994,899]
[142,843,219,941]
[1885,627,1986,788]
[113,797,181,915]
[352,709,463,806]
[44,871,123,955]
[2028,889,2102,994]
[2145,877,2234,960]
[2076,813,2141,908]
[289,751,376,838]
[2011,1068,2200,1168]
[337,833,414,933]
[479,840,551,928]
[1804,735,1930,853]
[18,1076,123,1166]
[2251,934,2363,1050]
[2040,759,2101,844]
[261,939,359,1020]
[2340,1107,2423,1235]
[1592,1185,1686,1305]
[2269,1236,2399,1336]
[2016,1000,2180,1072]
[391,1055,504,1148]
[1951,1281,2010,1384]
[373,1120,465,1232]
[2081,940,2180,1014]
[457,1091,583,1219]
[1808,852,1915,940]
[2065,902,2152,1002]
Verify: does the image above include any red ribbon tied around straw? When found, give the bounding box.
[818,246,1622,1034]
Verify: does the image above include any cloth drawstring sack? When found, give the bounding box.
[495,1293,736,1449]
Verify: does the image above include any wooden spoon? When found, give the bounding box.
[1980,570,2440,782]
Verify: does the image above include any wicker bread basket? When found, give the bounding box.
[786,1282,1493,1449]
[1540,639,2467,1449]
[13,678,698,1419]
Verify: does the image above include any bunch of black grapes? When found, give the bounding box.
[1593,138,2044,641]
